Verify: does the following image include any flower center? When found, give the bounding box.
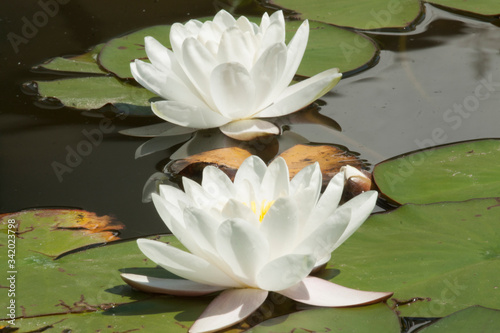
[249,200,274,222]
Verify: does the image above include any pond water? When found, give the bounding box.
[1,1,499,239]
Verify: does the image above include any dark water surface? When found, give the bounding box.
[1,0,499,241]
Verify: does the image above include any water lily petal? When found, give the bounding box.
[274,19,309,94]
[213,9,237,30]
[130,60,165,97]
[181,37,218,105]
[210,62,256,119]
[152,100,231,129]
[257,68,342,118]
[120,273,225,296]
[137,238,241,287]
[234,155,267,189]
[259,12,270,32]
[133,60,207,109]
[216,219,269,286]
[159,184,191,208]
[293,208,351,263]
[219,119,279,141]
[259,11,285,53]
[189,288,268,333]
[305,170,344,232]
[144,36,172,72]
[260,197,299,259]
[331,191,378,251]
[151,193,186,236]
[217,27,255,70]
[257,253,315,291]
[202,165,235,200]
[289,162,322,223]
[170,22,199,59]
[182,177,217,209]
[279,276,393,306]
[261,157,289,201]
[222,199,260,227]
[251,42,287,111]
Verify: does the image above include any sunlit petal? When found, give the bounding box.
[120,273,225,296]
[189,289,268,333]
[279,276,393,307]
[137,239,241,287]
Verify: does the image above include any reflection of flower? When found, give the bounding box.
[122,156,392,333]
[131,10,342,141]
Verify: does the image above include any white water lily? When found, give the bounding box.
[131,10,342,141]
[121,156,392,332]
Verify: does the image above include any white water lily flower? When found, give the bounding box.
[131,10,342,141]
[121,156,392,333]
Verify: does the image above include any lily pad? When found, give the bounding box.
[276,144,365,189]
[426,0,500,17]
[37,44,107,74]
[9,297,211,333]
[34,76,157,115]
[0,209,123,258]
[270,0,422,30]
[98,25,171,79]
[326,198,500,317]
[417,306,500,333]
[373,139,500,205]
[248,303,400,333]
[286,20,378,77]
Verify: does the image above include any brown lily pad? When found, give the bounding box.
[167,147,253,183]
[276,144,365,190]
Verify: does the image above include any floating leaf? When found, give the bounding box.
[248,303,400,333]
[285,20,378,77]
[373,139,500,205]
[417,306,500,333]
[326,198,500,317]
[0,209,123,258]
[34,76,157,115]
[426,0,500,17]
[276,144,365,189]
[37,44,107,74]
[270,0,422,30]
[168,147,253,182]
[98,25,171,79]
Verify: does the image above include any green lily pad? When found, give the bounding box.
[426,0,500,17]
[325,198,500,318]
[417,306,500,333]
[35,76,157,115]
[248,303,400,332]
[373,139,500,205]
[98,25,171,79]
[37,44,107,74]
[286,20,378,77]
[0,209,123,258]
[9,297,210,333]
[270,0,422,30]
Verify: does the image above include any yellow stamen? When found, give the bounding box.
[245,200,275,222]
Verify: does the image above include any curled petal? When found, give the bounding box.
[189,288,268,333]
[279,276,393,307]
[219,119,279,141]
[120,273,225,296]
